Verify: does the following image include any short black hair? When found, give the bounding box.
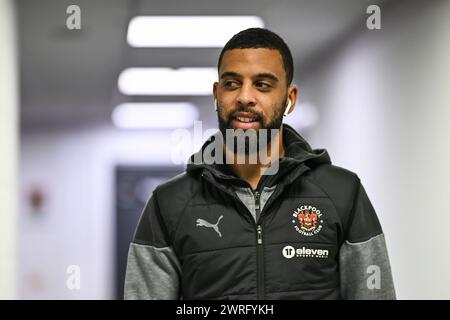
[218,28,294,85]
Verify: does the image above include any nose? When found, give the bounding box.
[236,82,256,108]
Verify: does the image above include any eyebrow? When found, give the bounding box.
[220,71,279,83]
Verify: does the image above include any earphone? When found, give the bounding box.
[283,100,292,117]
[214,99,218,112]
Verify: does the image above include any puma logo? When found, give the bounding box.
[196,215,223,237]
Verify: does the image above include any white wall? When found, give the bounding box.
[300,0,450,299]
[0,0,18,300]
[19,127,186,299]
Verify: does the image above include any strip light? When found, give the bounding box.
[127,16,264,47]
[112,102,199,129]
[118,67,217,95]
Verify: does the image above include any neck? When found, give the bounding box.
[225,126,285,190]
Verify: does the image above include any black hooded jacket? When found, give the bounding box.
[124,124,396,299]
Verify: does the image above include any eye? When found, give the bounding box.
[223,80,240,89]
[255,82,271,89]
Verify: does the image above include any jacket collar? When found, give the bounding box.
[186,124,331,188]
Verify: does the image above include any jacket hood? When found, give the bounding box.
[186,124,331,189]
[281,123,331,166]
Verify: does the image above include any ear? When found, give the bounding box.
[284,84,298,116]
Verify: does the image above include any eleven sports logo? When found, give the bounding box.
[282,245,329,259]
[292,205,323,236]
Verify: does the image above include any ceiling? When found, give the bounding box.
[17,0,387,131]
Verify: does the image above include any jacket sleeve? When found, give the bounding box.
[339,182,396,299]
[124,191,182,300]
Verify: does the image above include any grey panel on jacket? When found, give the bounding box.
[124,242,181,300]
[339,233,396,299]
[233,185,277,222]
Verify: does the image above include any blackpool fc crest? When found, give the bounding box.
[292,205,323,236]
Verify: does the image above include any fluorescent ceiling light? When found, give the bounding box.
[118,67,217,95]
[127,16,264,47]
[112,102,199,129]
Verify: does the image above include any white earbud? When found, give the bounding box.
[283,100,292,117]
[214,99,218,112]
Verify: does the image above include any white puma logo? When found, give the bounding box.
[196,215,223,237]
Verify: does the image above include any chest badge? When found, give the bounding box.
[292,205,323,236]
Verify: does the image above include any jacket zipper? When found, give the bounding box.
[254,191,265,300]
[202,173,270,299]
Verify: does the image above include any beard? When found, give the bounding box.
[217,97,286,154]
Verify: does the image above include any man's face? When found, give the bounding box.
[214,48,290,142]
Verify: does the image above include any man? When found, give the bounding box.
[124,28,396,300]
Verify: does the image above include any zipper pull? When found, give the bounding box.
[254,191,260,211]
[257,225,263,245]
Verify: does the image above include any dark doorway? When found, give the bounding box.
[115,165,184,299]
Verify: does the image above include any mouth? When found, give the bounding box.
[230,112,261,130]
[235,116,258,123]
